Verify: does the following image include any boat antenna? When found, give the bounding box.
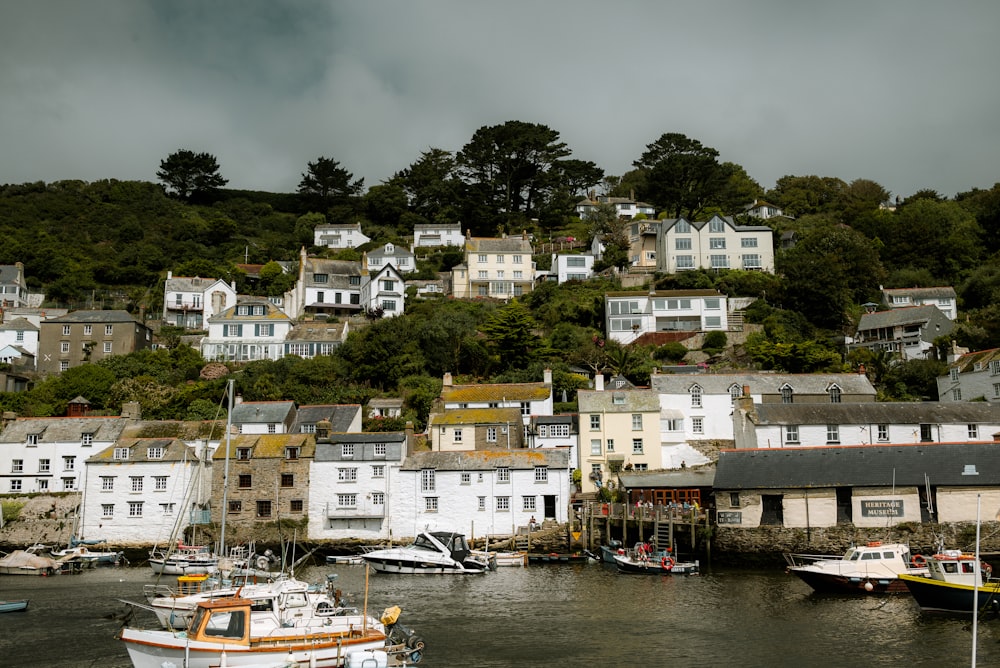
[219,379,234,558]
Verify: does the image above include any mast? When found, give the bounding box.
[219,379,234,556]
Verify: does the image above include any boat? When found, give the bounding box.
[527,552,592,564]
[489,550,528,567]
[783,541,928,594]
[899,550,1000,614]
[118,595,425,667]
[148,541,220,576]
[327,554,366,565]
[612,543,700,575]
[598,540,625,564]
[50,544,124,566]
[0,549,62,576]
[360,531,492,574]
[0,599,28,612]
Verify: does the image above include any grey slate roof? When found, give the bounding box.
[400,449,570,471]
[714,443,1000,489]
[651,372,875,396]
[618,468,716,489]
[164,276,226,292]
[285,322,347,342]
[291,404,360,433]
[883,286,956,300]
[0,317,38,332]
[578,389,670,413]
[45,310,141,324]
[752,401,1000,425]
[466,237,533,253]
[856,305,942,330]
[0,417,127,443]
[231,401,296,425]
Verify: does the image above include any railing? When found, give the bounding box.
[325,503,384,519]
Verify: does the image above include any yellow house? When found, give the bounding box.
[452,233,535,299]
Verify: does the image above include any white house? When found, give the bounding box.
[575,196,656,221]
[366,243,415,275]
[162,272,238,330]
[439,369,554,432]
[313,222,370,249]
[452,233,535,299]
[937,348,1000,403]
[882,286,958,320]
[79,437,210,544]
[744,199,787,220]
[308,431,407,541]
[360,263,406,317]
[200,298,295,362]
[651,372,877,443]
[529,414,578,468]
[391,449,570,540]
[849,305,953,361]
[655,215,775,274]
[0,262,29,309]
[0,416,128,494]
[414,223,464,248]
[605,290,728,344]
[0,317,39,366]
[230,401,297,435]
[551,253,595,283]
[284,249,364,320]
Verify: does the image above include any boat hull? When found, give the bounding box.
[362,556,485,575]
[0,599,28,612]
[789,568,909,594]
[900,574,1000,614]
[613,554,699,575]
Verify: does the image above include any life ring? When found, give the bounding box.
[661,556,675,570]
[911,554,927,568]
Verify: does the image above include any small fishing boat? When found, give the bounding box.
[0,599,28,613]
[899,550,1000,614]
[361,532,491,574]
[148,541,220,576]
[326,554,366,565]
[612,543,700,575]
[783,541,927,594]
[118,595,425,667]
[0,550,61,576]
[50,544,124,566]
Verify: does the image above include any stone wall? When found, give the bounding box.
[0,493,80,547]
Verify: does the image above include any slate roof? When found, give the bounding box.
[577,389,661,413]
[0,264,25,283]
[466,237,533,253]
[442,382,550,403]
[400,448,570,471]
[231,401,296,425]
[44,310,142,324]
[213,433,314,460]
[751,401,1000,426]
[164,276,227,292]
[948,348,1000,373]
[651,373,875,396]
[0,317,38,332]
[285,322,347,342]
[210,299,292,323]
[87,437,197,463]
[856,305,943,330]
[0,416,127,443]
[605,289,723,299]
[429,407,523,425]
[618,468,717,489]
[119,420,223,441]
[714,443,1000,488]
[292,404,360,433]
[659,216,773,233]
[367,398,403,410]
[883,286,956,300]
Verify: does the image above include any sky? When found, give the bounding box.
[2,1,998,200]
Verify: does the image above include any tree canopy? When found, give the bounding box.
[157,150,228,201]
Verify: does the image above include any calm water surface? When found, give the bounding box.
[1,561,997,667]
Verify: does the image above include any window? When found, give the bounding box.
[692,417,704,434]
[38,459,50,472]
[425,497,438,512]
[101,476,114,491]
[606,438,615,452]
[82,433,94,446]
[372,492,385,505]
[238,474,252,489]
[236,447,251,460]
[675,220,690,233]
[994,383,1000,399]
[84,324,93,335]
[341,444,355,458]
[160,503,175,515]
[826,425,840,444]
[949,368,959,381]
[102,504,114,518]
[103,342,112,353]
[590,439,602,455]
[785,425,799,443]
[513,254,522,264]
[632,438,644,454]
[877,424,889,442]
[590,415,601,430]
[290,499,303,512]
[710,255,729,268]
[128,501,143,517]
[382,299,396,312]
[62,325,71,335]
[154,476,167,491]
[953,388,962,401]
[513,270,523,279]
[372,464,385,478]
[461,472,471,484]
[741,238,758,248]
[256,500,272,518]
[920,424,933,442]
[496,497,510,511]
[374,443,387,457]
[285,447,300,460]
[534,467,548,483]
[147,447,163,459]
[454,428,463,443]
[9,479,21,492]
[608,300,641,316]
[487,427,497,442]
[63,456,75,471]
[632,414,643,430]
[566,256,586,267]
[38,479,48,492]
[338,468,358,482]
[478,496,486,511]
[781,387,794,404]
[742,254,761,269]
[105,325,114,335]
[675,238,692,250]
[496,255,504,264]
[523,496,536,511]
[62,477,76,491]
[497,467,510,483]
[829,387,841,403]
[256,324,274,337]
[224,324,243,337]
[478,270,488,279]
[709,238,726,249]
[690,386,703,408]
[709,218,725,232]
[130,476,143,493]
[969,424,979,439]
[228,500,242,514]
[267,423,276,434]
[281,473,294,488]
[521,402,530,416]
[420,469,435,492]
[478,254,487,263]
[61,341,70,353]
[676,255,694,269]
[60,361,69,371]
[26,433,39,446]
[11,459,23,473]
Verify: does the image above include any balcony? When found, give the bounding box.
[325,502,384,519]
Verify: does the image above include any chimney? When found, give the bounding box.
[167,271,172,280]
[858,363,867,375]
[443,372,453,387]
[316,419,332,441]
[595,374,605,392]
[120,402,142,421]
[405,421,414,454]
[543,368,552,385]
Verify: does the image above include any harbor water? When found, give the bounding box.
[1,560,998,667]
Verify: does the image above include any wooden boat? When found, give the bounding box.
[0,550,61,576]
[119,595,425,667]
[612,543,700,575]
[361,532,491,574]
[783,541,928,594]
[0,599,28,612]
[899,550,1000,614]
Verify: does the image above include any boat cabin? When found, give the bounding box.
[842,541,913,566]
[189,598,253,646]
[926,550,991,586]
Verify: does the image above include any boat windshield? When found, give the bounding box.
[412,535,441,551]
[846,550,859,561]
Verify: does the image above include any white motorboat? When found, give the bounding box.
[148,543,219,576]
[784,540,928,594]
[361,531,492,574]
[119,595,425,667]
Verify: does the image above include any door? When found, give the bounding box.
[543,495,556,520]
[760,495,784,526]
[836,488,853,523]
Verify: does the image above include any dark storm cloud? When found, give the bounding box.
[1,0,998,198]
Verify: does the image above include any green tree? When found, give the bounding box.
[393,148,463,224]
[157,149,228,201]
[480,300,540,371]
[632,133,728,219]
[879,199,983,284]
[298,157,364,221]
[766,175,847,218]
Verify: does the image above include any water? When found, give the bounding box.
[1,561,998,667]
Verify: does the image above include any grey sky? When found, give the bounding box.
[2,1,997,200]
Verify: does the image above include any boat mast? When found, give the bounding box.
[219,379,234,557]
[972,493,981,667]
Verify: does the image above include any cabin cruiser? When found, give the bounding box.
[361,531,492,574]
[784,541,928,593]
[899,549,1000,614]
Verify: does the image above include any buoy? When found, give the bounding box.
[864,581,874,592]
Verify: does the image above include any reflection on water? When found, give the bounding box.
[0,562,996,667]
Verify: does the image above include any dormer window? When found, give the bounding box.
[612,393,626,405]
[729,385,743,403]
[314,273,328,283]
[236,447,252,461]
[342,444,355,458]
[690,385,703,408]
[26,433,40,446]
[113,448,130,460]
[82,433,94,446]
[828,386,842,403]
[285,447,300,460]
[781,386,794,404]
[146,447,164,460]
